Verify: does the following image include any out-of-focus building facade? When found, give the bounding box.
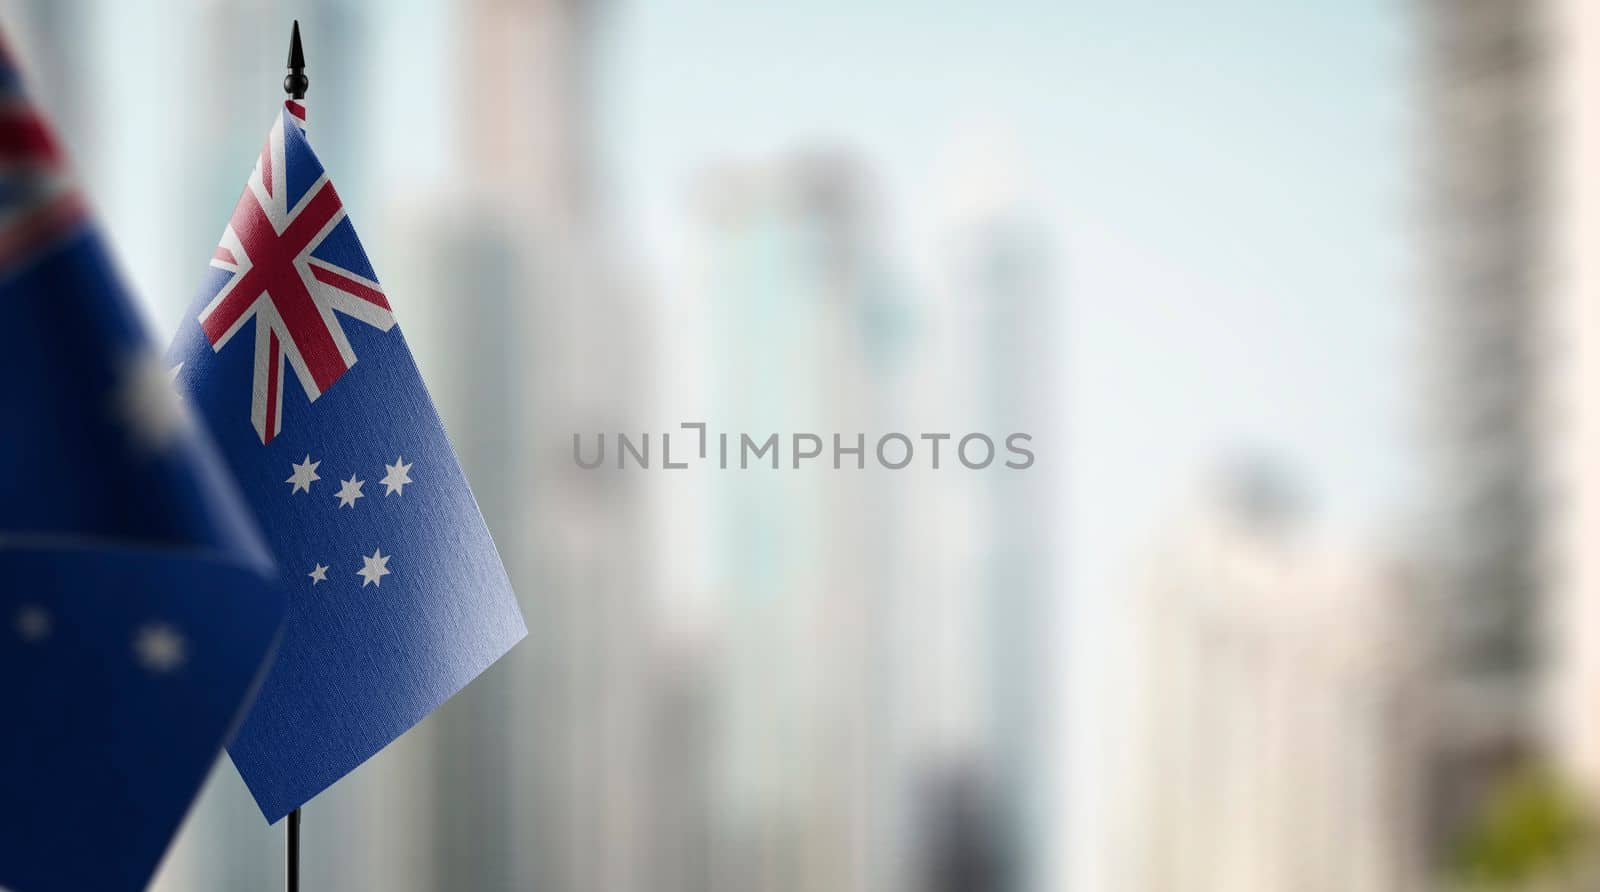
[683,148,1060,892]
[1108,468,1429,892]
[1415,0,1548,731]
[1415,0,1553,855]
[954,203,1060,892]
[1421,0,1600,880]
[916,159,1062,892]
[689,153,905,892]
[438,2,656,891]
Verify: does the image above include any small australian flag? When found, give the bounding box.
[0,37,287,892]
[167,98,526,822]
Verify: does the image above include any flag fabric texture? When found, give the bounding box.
[0,44,286,892]
[168,99,526,821]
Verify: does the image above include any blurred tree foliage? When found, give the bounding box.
[1451,767,1594,889]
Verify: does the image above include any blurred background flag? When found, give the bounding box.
[167,76,527,822]
[0,31,287,892]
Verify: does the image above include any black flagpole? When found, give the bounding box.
[283,24,307,892]
[286,807,302,892]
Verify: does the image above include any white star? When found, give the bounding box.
[308,563,329,584]
[114,352,190,451]
[381,457,413,496]
[15,605,51,642]
[286,455,322,493]
[133,622,187,674]
[357,548,391,587]
[335,474,366,508]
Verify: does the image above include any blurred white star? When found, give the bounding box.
[335,474,365,508]
[357,548,391,588]
[308,563,328,585]
[114,352,190,451]
[133,623,187,674]
[380,457,413,496]
[286,455,321,494]
[15,605,51,642]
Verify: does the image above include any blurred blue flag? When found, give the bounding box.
[0,41,287,892]
[168,100,526,822]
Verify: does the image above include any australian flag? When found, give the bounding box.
[0,40,286,892]
[167,99,526,822]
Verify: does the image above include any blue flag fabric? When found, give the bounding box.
[0,46,286,892]
[167,100,526,822]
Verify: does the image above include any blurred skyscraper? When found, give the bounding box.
[1416,0,1551,852]
[428,2,655,890]
[893,132,1066,892]
[944,180,1061,892]
[689,152,908,892]
[1106,466,1428,892]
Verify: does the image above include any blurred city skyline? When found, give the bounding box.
[4,0,1406,593]
[0,1,1478,891]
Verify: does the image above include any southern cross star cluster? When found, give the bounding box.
[284,454,412,588]
[13,605,188,676]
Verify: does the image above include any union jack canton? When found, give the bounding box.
[197,100,393,444]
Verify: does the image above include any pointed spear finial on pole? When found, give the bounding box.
[284,20,308,99]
